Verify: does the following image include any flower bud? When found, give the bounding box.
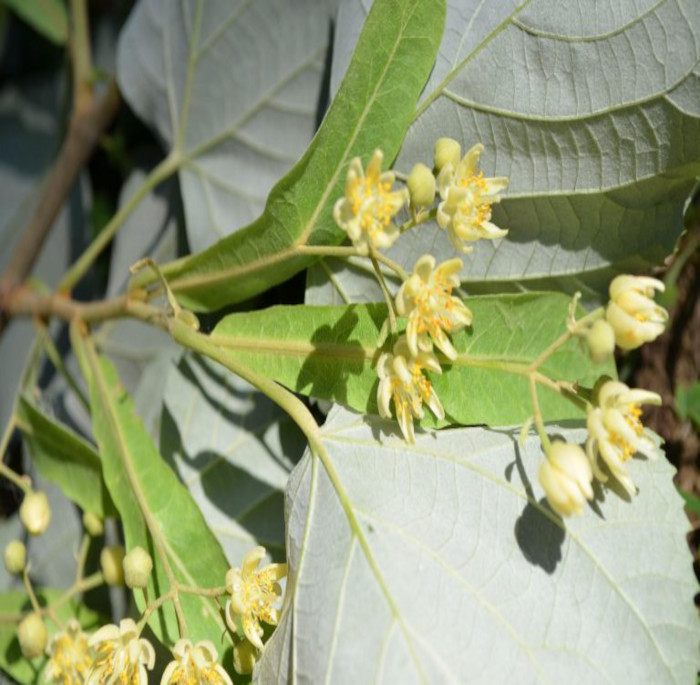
[539,441,594,517]
[586,319,615,363]
[18,613,47,659]
[82,512,104,537]
[233,638,258,675]
[100,545,125,586]
[433,137,461,172]
[407,163,436,210]
[123,546,153,589]
[605,275,667,350]
[4,540,26,575]
[20,491,51,536]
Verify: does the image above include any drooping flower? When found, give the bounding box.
[395,255,472,359]
[585,380,662,496]
[225,547,287,651]
[376,337,445,444]
[86,618,154,685]
[605,275,668,350]
[538,441,594,517]
[333,150,408,254]
[436,141,508,253]
[44,619,92,684]
[161,639,232,685]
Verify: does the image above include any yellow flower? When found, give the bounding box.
[44,619,92,684]
[160,639,232,685]
[585,380,662,496]
[376,337,445,444]
[86,619,154,685]
[538,441,594,517]
[436,142,508,253]
[395,255,472,360]
[605,275,668,350]
[333,149,408,254]
[225,547,287,651]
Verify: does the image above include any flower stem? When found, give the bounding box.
[369,250,398,335]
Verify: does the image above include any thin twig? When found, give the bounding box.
[0,83,121,336]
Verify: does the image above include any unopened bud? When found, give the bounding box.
[123,546,153,589]
[407,163,436,209]
[433,137,461,172]
[586,320,615,363]
[4,540,26,575]
[100,545,125,586]
[19,492,51,536]
[82,512,104,537]
[17,613,47,659]
[233,638,258,675]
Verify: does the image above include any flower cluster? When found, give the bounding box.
[333,150,408,255]
[538,273,668,517]
[161,640,232,685]
[333,141,509,443]
[44,620,92,683]
[435,140,509,253]
[539,378,662,517]
[225,546,288,671]
[87,619,154,684]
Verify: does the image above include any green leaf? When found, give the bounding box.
[1,0,68,45]
[16,396,116,518]
[117,0,332,253]
[211,293,613,427]
[71,327,231,649]
[0,589,101,683]
[161,353,306,561]
[258,406,698,682]
[676,382,700,429]
[313,0,700,303]
[131,0,446,310]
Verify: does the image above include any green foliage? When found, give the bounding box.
[311,0,700,304]
[71,327,230,648]
[16,396,116,518]
[211,293,614,426]
[1,0,68,45]
[160,354,306,561]
[676,382,700,429]
[258,407,698,682]
[130,0,447,310]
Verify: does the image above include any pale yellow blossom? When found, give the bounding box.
[436,141,508,253]
[586,380,662,496]
[395,255,472,360]
[605,275,668,350]
[539,441,594,517]
[333,150,408,254]
[44,619,92,684]
[376,337,444,444]
[225,547,287,651]
[86,619,154,685]
[161,639,232,685]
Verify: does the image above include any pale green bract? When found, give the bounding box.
[258,406,698,683]
[308,0,700,305]
[117,0,332,252]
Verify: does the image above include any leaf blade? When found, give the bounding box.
[72,326,230,648]
[259,406,699,682]
[210,293,614,426]
[131,0,447,310]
